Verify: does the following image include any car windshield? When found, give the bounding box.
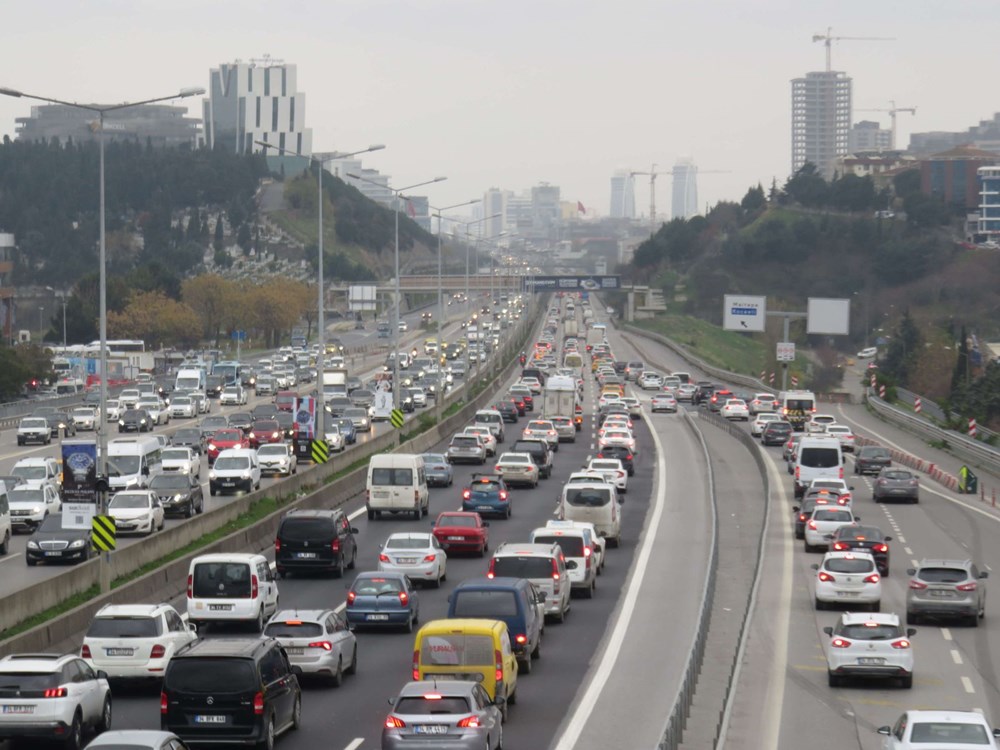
[909,722,990,744]
[9,488,43,503]
[161,450,188,461]
[451,590,518,617]
[174,430,200,441]
[165,659,256,693]
[87,616,161,638]
[150,474,189,490]
[395,695,471,714]
[565,487,612,507]
[918,567,969,583]
[258,445,286,457]
[213,430,242,442]
[838,623,902,640]
[110,494,150,509]
[825,558,875,573]
[264,621,324,639]
[21,419,48,428]
[173,396,192,405]
[372,468,414,486]
[214,457,250,471]
[438,515,476,528]
[12,466,46,480]
[385,536,431,550]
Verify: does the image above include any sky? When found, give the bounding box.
[2,0,998,220]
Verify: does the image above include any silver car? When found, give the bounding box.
[447,435,486,465]
[906,559,988,626]
[263,609,357,686]
[377,532,447,588]
[382,680,503,750]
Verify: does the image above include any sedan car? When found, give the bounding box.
[108,490,165,536]
[675,383,698,402]
[421,453,453,487]
[873,468,920,504]
[813,551,882,611]
[378,532,447,587]
[263,609,357,686]
[876,710,1000,748]
[804,506,858,553]
[161,447,200,478]
[344,407,372,432]
[720,398,750,421]
[906,558,988,626]
[650,393,678,413]
[598,428,636,454]
[148,472,204,518]
[748,393,778,415]
[854,445,892,475]
[829,524,892,576]
[461,475,512,519]
[750,412,781,437]
[825,424,856,452]
[824,612,915,688]
[345,571,420,631]
[432,511,489,557]
[494,452,539,488]
[382,680,503,750]
[26,513,93,565]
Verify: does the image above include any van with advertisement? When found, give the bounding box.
[107,436,163,491]
[778,390,817,431]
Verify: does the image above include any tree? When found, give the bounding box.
[213,215,224,251]
[904,192,951,229]
[182,275,239,344]
[0,344,51,400]
[893,168,921,199]
[741,184,766,212]
[882,310,922,385]
[830,174,876,212]
[951,324,970,392]
[783,163,830,208]
[107,290,201,348]
[236,223,251,253]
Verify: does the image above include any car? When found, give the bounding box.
[219,385,247,406]
[519,376,542,394]
[343,407,372,432]
[857,346,878,359]
[877,710,1000,748]
[382,680,503,750]
[619,396,643,420]
[750,412,781,436]
[148,472,204,518]
[421,453,454,487]
[84,730,191,749]
[825,424,856,452]
[0,652,111,749]
[804,505,857,553]
[598,428,636,454]
[334,417,357,444]
[161,447,200,478]
[8,484,61,532]
[70,406,98,431]
[206,428,247,464]
[587,457,629,493]
[118,408,153,433]
[806,414,837,434]
[108,490,165,536]
[489,541,572,621]
[345,571,420,632]
[275,508,358,578]
[638,372,664,390]
[761,420,793,446]
[16,417,51,445]
[378,532,447,587]
[461,426,498,457]
[829,524,891,576]
[138,398,168,425]
[167,396,197,419]
[170,427,205,454]
[398,320,408,332]
[228,411,254,433]
[675,383,698,402]
[248,419,283,449]
[823,612,915,688]
[256,443,297,477]
[748,393,778,415]
[432,511,489,556]
[447,434,487,465]
[718,398,749,421]
[461,475,512,519]
[82,603,197,680]
[199,415,229,440]
[494,452,540,488]
[873,467,920,503]
[322,425,346,453]
[813,550,882,611]
[521,419,559,451]
[263,609,357,686]
[26,513,93,565]
[650,393,678,413]
[854,444,892,475]
[209,448,261,496]
[13,457,61,491]
[906,558,988,626]
[706,388,733,412]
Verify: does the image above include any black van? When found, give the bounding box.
[161,638,301,747]
[521,367,546,386]
[275,509,358,578]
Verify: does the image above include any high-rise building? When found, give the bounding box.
[531,184,561,239]
[609,170,635,218]
[483,188,507,239]
[203,58,312,156]
[671,158,698,219]
[791,71,852,180]
[849,120,892,153]
[14,104,200,148]
[976,165,1000,240]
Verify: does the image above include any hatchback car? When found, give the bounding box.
[854,444,892,475]
[148,473,204,518]
[750,412,781,436]
[461,475,512,519]
[257,444,297,477]
[447,435,487,465]
[874,467,920,504]
[382,680,503,750]
[378,532,447,588]
[421,453,453,488]
[494,452,539,488]
[108,491,165,536]
[761,420,793,446]
[345,572,420,632]
[263,609,357,686]
[720,399,750,421]
[877,709,1000,748]
[813,551,882,611]
[823,612,915,688]
[906,559,988,626]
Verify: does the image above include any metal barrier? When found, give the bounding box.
[895,386,999,443]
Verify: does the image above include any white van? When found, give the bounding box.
[793,436,844,498]
[473,409,506,443]
[558,481,622,547]
[365,454,429,520]
[108,436,163,491]
[531,521,600,595]
[186,553,279,632]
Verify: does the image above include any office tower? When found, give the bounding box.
[610,170,636,218]
[791,71,852,179]
[671,158,698,219]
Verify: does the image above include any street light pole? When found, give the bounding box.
[0,83,204,594]
[255,142,384,439]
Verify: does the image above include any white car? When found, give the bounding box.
[877,709,1000,748]
[638,372,663,390]
[461,426,498,457]
[598,394,625,410]
[137,398,168,425]
[377,532,447,587]
[219,385,247,406]
[70,407,98,431]
[813,551,882,611]
[519,376,543,394]
[804,506,857,552]
[12,457,62,491]
[16,417,51,446]
[676,383,698,402]
[750,412,781,436]
[0,653,111,746]
[324,426,346,453]
[108,490,165,536]
[619,396,643,420]
[587,458,628,493]
[167,395,196,419]
[82,603,197,680]
[398,320,408,332]
[823,611,914,688]
[598,429,636,454]
[748,393,778,415]
[119,389,142,409]
[105,399,122,422]
[8,484,61,532]
[720,398,750,421]
[825,424,856,452]
[521,419,559,451]
[209,448,261,495]
[257,443,297,477]
[857,346,878,359]
[495,452,540,488]
[806,414,837,434]
[160,447,200,478]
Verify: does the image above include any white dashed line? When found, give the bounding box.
[897,536,906,544]
[911,559,919,568]
[342,739,365,750]
[942,628,953,641]
[904,547,913,555]
[962,676,976,694]
[952,649,964,665]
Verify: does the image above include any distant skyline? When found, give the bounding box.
[1,1,998,219]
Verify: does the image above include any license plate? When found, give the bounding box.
[106,648,134,656]
[2,705,34,714]
[296,552,316,559]
[374,491,390,499]
[398,558,417,564]
[836,591,859,597]
[285,647,304,655]
[366,614,389,621]
[857,657,885,665]
[929,590,954,598]
[414,725,448,734]
[477,506,493,511]
[221,481,235,487]
[447,536,465,541]
[209,604,233,611]
[44,551,61,557]
[194,715,227,724]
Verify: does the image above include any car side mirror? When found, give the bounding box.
[822,626,833,636]
[483,521,490,527]
[494,696,507,706]
[351,527,359,535]
[884,535,893,542]
[993,728,1000,739]
[188,622,198,633]
[877,727,891,736]
[791,506,800,513]
[854,516,860,522]
[907,627,917,637]
[810,563,819,571]
[906,568,917,576]
[96,670,109,680]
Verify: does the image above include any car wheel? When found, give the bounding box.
[347,547,357,570]
[258,715,275,750]
[413,509,421,521]
[405,614,414,633]
[97,695,112,733]
[185,502,194,519]
[330,658,343,687]
[520,655,532,674]
[346,645,358,675]
[367,508,375,521]
[907,611,919,625]
[64,711,83,750]
[254,607,264,633]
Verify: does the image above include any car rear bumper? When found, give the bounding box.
[829,664,911,678]
[0,720,74,739]
[909,599,977,616]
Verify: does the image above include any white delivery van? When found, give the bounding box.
[107,436,163,491]
[186,553,279,632]
[174,367,206,396]
[558,481,622,547]
[793,436,844,498]
[366,454,429,520]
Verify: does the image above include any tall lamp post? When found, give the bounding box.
[460,214,502,316]
[0,84,204,594]
[347,173,446,418]
[255,141,385,438]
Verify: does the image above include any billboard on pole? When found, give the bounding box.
[348,285,377,312]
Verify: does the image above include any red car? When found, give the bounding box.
[432,511,490,557]
[207,428,248,463]
[275,390,298,412]
[248,419,283,449]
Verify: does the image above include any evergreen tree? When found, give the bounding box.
[741,184,766,212]
[951,325,970,393]
[213,216,224,251]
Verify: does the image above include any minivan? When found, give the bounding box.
[531,521,600,595]
[473,410,506,443]
[107,436,163,491]
[488,542,572,622]
[794,436,844,498]
[186,553,279,632]
[274,509,358,578]
[558,481,622,547]
[447,577,544,670]
[366,454,429,520]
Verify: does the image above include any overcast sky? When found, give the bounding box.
[2,0,997,219]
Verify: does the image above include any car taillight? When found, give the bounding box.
[909,579,927,590]
[274,538,282,553]
[81,644,92,659]
[332,538,341,553]
[379,553,390,563]
[863,573,881,584]
[874,543,888,553]
[495,649,503,682]
[499,491,508,501]
[187,574,193,599]
[839,467,844,479]
[495,465,501,473]
[552,558,561,580]
[832,542,848,550]
[399,591,409,606]
[830,638,851,648]
[42,687,66,698]
[422,554,438,564]
[807,520,817,529]
[463,489,471,499]
[150,644,166,659]
[347,590,357,605]
[457,716,481,728]
[818,571,835,582]
[891,639,911,649]
[253,692,264,715]
[957,581,978,592]
[515,634,527,645]
[414,490,420,505]
[251,574,258,599]
[161,691,168,714]
[309,641,333,651]
[878,479,887,486]
[412,650,420,680]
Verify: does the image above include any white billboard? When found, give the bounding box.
[807,298,850,335]
[348,285,377,312]
[723,295,767,332]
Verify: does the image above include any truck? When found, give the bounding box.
[322,367,348,392]
[563,318,579,340]
[585,327,605,351]
[542,375,578,423]
[174,367,206,395]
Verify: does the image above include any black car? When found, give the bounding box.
[761,421,794,446]
[829,524,892,576]
[119,408,153,433]
[205,375,224,399]
[171,427,206,454]
[854,445,892,475]
[162,638,301,747]
[149,472,204,518]
[45,411,77,438]
[26,513,92,566]
[240,367,257,388]
[275,509,358,578]
[692,382,718,406]
[228,411,253,434]
[707,389,734,413]
[511,439,553,479]
[275,411,296,439]
[596,445,635,476]
[199,415,229,439]
[791,498,822,540]
[494,400,519,423]
[325,397,353,418]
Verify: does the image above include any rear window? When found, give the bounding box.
[396,696,471,714]
[813,510,852,522]
[87,616,162,638]
[785,399,814,411]
[438,515,476,528]
[799,447,840,468]
[825,558,875,573]
[533,535,585,556]
[165,659,256,693]
[491,556,554,579]
[564,487,612,507]
[419,634,495,667]
[917,567,969,583]
[909,722,990,744]
[883,470,914,480]
[353,577,403,595]
[0,672,61,695]
[861,447,890,458]
[192,562,253,598]
[839,623,902,640]
[279,517,334,541]
[452,590,519,617]
[264,621,324,638]
[372,468,415,486]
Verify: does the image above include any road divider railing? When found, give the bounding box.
[0,298,543,657]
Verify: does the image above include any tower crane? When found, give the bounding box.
[630,163,663,234]
[811,27,894,71]
[856,100,917,150]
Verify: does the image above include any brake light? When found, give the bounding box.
[379,553,390,563]
[808,520,817,530]
[863,573,881,583]
[309,641,333,651]
[909,579,928,590]
[891,639,911,649]
[274,538,281,553]
[150,644,166,659]
[495,465,501,473]
[251,574,258,599]
[957,581,979,592]
[412,649,420,680]
[414,490,420,504]
[515,634,527,645]
[81,645,92,659]
[463,489,471,499]
[499,491,508,501]
[832,542,848,550]
[795,466,800,480]
[457,716,481,728]
[253,692,264,715]
[584,546,592,557]
[839,466,844,479]
[161,691,168,714]
[187,574,193,598]
[495,649,503,682]
[874,544,888,553]
[347,590,357,605]
[399,591,409,606]
[818,571,835,582]
[830,638,851,648]
[552,557,561,580]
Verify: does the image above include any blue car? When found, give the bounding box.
[335,417,357,445]
[345,571,420,631]
[422,453,454,487]
[461,474,511,519]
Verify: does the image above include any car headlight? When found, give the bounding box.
[27,540,38,549]
[242,471,251,479]
[209,472,217,480]
[69,539,85,548]
[118,420,125,425]
[248,432,255,439]
[140,419,147,424]
[31,506,42,514]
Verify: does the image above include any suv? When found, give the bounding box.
[906,559,988,626]
[489,541,573,621]
[161,638,301,747]
[0,653,112,749]
[274,509,358,578]
[82,603,197,680]
[511,439,553,479]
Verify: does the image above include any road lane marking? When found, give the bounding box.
[343,739,364,750]
[897,535,906,543]
[904,547,913,555]
[911,559,919,567]
[952,649,963,665]
[0,553,22,563]
[962,676,975,693]
[941,628,953,641]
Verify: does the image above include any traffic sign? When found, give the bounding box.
[723,295,766,332]
[231,330,246,341]
[310,439,330,464]
[776,342,796,362]
[91,515,116,552]
[390,409,405,429]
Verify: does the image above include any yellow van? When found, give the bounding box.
[412,618,518,710]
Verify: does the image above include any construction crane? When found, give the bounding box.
[812,27,894,71]
[630,163,663,234]
[856,100,917,150]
